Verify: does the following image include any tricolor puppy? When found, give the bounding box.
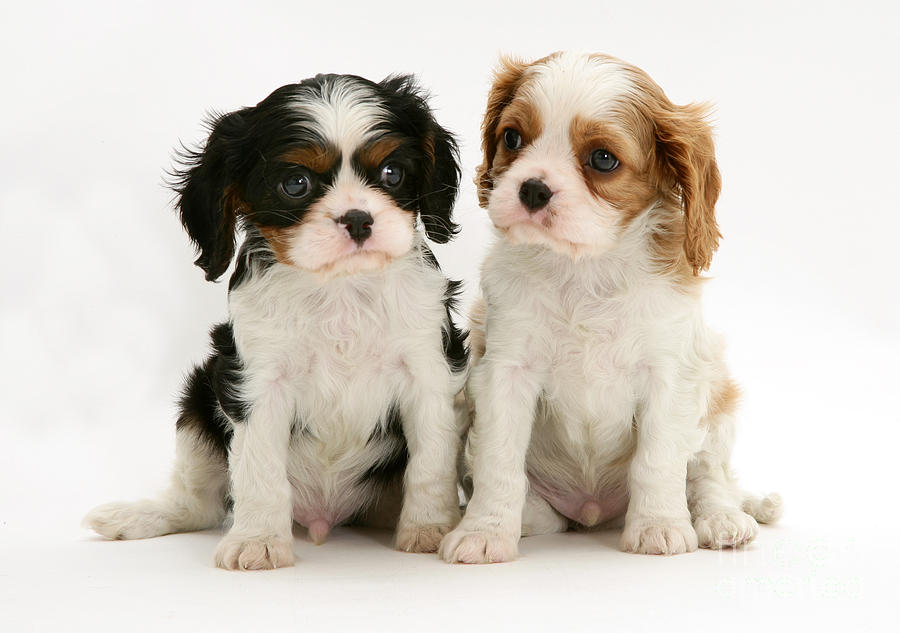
[440,53,781,563]
[84,74,468,570]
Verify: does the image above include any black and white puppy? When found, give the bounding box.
[84,74,468,570]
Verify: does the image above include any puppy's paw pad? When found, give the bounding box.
[621,518,698,555]
[214,535,294,571]
[395,523,453,553]
[695,511,758,549]
[439,528,518,564]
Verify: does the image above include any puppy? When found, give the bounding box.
[440,52,781,563]
[84,73,468,570]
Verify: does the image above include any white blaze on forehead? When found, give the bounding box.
[294,77,389,214]
[300,77,387,156]
[524,52,635,143]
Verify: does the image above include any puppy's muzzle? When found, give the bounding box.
[519,178,553,212]
[338,210,374,246]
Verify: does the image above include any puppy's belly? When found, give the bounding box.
[286,432,399,541]
[528,473,629,527]
[527,399,635,527]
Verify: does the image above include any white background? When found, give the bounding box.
[2,1,898,631]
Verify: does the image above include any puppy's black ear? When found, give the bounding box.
[170,110,249,281]
[379,75,461,244]
[418,120,461,244]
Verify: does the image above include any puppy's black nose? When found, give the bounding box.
[519,178,552,212]
[338,210,373,245]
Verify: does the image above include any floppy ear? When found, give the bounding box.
[653,102,722,275]
[418,119,461,244]
[476,56,529,208]
[378,74,461,244]
[170,110,249,281]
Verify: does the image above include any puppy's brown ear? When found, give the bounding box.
[476,56,529,208]
[653,101,722,274]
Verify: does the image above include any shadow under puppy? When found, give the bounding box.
[441,52,781,564]
[84,74,468,570]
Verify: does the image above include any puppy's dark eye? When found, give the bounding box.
[380,164,404,188]
[503,128,522,150]
[589,149,619,173]
[281,173,311,198]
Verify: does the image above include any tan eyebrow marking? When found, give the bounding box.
[356,136,404,170]
[568,116,636,166]
[277,145,340,173]
[496,97,543,146]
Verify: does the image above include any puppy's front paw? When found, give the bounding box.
[214,534,294,571]
[621,518,698,555]
[395,523,453,553]
[439,526,518,564]
[694,510,758,549]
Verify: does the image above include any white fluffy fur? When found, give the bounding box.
[440,53,781,564]
[220,244,464,567]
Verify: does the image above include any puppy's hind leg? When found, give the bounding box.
[741,492,783,525]
[83,368,230,540]
[521,488,568,537]
[687,385,776,549]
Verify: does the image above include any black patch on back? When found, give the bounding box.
[421,243,469,374]
[175,322,247,454]
[441,278,469,374]
[208,322,248,423]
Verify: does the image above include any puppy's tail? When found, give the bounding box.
[741,492,783,524]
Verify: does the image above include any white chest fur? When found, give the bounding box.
[478,239,719,521]
[227,247,452,526]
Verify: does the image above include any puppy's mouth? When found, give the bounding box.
[492,203,591,258]
[499,221,589,258]
[305,217,412,277]
[315,249,396,277]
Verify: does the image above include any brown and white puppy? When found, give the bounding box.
[440,52,781,563]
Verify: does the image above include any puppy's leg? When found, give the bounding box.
[621,374,702,555]
[395,388,462,553]
[439,359,543,564]
[688,406,780,548]
[214,391,295,571]
[84,426,228,540]
[521,488,568,537]
[741,492,784,524]
[84,368,229,540]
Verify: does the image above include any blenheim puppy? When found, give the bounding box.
[440,52,781,563]
[84,74,468,570]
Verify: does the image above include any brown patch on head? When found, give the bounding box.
[258,224,301,266]
[488,95,544,196]
[356,135,403,170]
[707,378,741,420]
[220,185,300,266]
[277,145,339,173]
[569,115,658,226]
[476,55,554,207]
